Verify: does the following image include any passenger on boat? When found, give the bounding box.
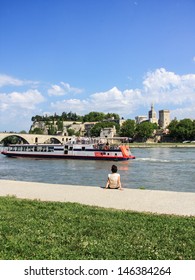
[105,165,122,190]
[104,141,110,150]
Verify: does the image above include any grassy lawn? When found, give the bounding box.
[0,196,194,260]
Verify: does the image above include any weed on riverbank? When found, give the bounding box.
[0,196,194,260]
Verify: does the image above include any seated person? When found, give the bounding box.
[105,165,122,190]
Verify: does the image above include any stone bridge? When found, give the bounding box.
[0,133,69,144]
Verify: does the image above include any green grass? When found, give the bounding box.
[0,196,194,260]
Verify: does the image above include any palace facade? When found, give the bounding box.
[135,105,170,129]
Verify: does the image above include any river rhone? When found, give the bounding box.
[0,147,195,193]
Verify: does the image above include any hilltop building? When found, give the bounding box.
[135,105,170,129]
[100,126,116,138]
[30,106,171,139]
[148,104,158,124]
[158,110,170,129]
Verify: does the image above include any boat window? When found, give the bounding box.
[48,147,54,152]
[69,146,73,150]
[82,147,85,151]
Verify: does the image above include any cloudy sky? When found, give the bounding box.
[0,0,195,132]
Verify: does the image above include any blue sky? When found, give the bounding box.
[0,0,195,132]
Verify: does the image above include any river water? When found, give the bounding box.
[0,147,195,193]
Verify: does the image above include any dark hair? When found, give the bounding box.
[111,165,117,173]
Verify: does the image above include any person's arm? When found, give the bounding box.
[118,175,123,190]
[105,178,110,189]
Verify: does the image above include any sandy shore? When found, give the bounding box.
[0,180,195,216]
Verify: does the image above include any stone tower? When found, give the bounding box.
[148,104,158,124]
[158,110,170,129]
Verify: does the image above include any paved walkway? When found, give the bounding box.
[0,180,195,216]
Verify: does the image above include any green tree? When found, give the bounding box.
[48,125,57,135]
[66,111,81,121]
[29,128,44,134]
[67,128,76,136]
[168,119,179,140]
[3,136,22,145]
[83,112,105,122]
[168,118,194,141]
[136,122,156,141]
[193,120,195,139]
[89,123,103,137]
[177,119,194,141]
[104,113,120,120]
[120,119,135,137]
[56,120,63,131]
[90,122,119,137]
[61,112,67,120]
[31,115,43,122]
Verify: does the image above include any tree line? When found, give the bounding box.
[31,111,120,123]
[168,118,195,142]
[30,111,159,141]
[119,118,195,142]
[21,112,195,142]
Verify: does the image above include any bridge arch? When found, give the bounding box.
[0,134,30,144]
[0,132,69,145]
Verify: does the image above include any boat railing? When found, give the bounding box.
[65,137,121,151]
[66,137,104,145]
[1,146,8,152]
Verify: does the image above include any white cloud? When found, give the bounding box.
[48,82,83,96]
[143,68,180,92]
[90,87,142,113]
[0,89,45,131]
[51,86,142,116]
[193,56,195,63]
[51,99,89,114]
[0,74,38,88]
[142,68,195,107]
[50,68,195,120]
[0,74,24,87]
[48,85,65,96]
[1,68,195,132]
[61,82,83,94]
[0,89,45,110]
[171,106,195,120]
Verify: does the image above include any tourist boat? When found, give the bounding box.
[1,138,135,161]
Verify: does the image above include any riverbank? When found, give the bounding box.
[130,142,195,148]
[0,180,195,216]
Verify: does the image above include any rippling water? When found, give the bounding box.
[0,148,195,192]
